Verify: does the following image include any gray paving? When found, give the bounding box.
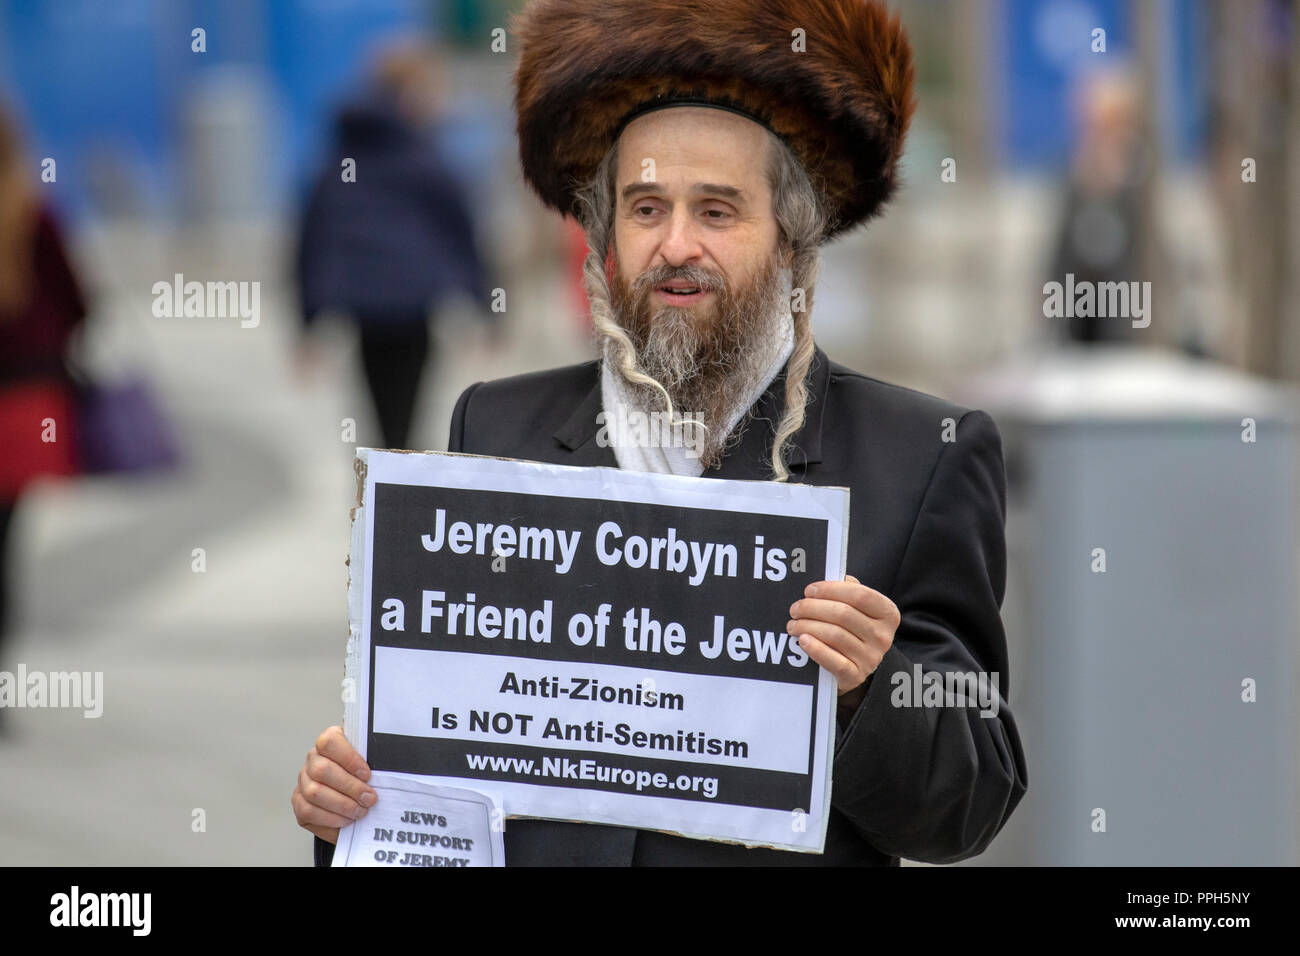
[0,264,586,865]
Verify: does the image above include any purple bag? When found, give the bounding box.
[75,378,181,475]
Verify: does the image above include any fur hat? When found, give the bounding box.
[511,0,916,241]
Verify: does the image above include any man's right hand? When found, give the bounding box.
[292,726,378,845]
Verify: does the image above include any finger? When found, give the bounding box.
[306,749,377,807]
[788,596,874,641]
[796,633,862,690]
[789,619,878,674]
[789,610,893,659]
[804,580,898,624]
[299,766,373,820]
[803,579,892,618]
[316,726,371,782]
[304,823,340,845]
[292,789,359,832]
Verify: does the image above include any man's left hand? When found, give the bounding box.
[787,575,899,704]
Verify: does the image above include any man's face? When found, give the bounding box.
[606,107,791,459]
[612,105,782,309]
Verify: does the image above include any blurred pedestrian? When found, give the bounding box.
[1048,67,1149,345]
[295,40,495,450]
[0,105,88,724]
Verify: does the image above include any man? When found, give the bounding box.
[294,0,1028,865]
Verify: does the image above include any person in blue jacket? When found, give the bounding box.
[295,43,493,450]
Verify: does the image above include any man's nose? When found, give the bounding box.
[657,207,704,267]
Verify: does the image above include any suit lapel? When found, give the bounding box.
[551,364,619,467]
[713,347,830,480]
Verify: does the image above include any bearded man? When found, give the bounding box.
[295,0,1028,866]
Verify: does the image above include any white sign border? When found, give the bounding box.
[343,448,849,854]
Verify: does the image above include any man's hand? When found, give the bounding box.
[787,575,899,705]
[291,725,378,845]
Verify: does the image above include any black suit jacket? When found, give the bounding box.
[316,345,1027,866]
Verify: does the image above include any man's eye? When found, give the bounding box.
[633,205,658,217]
[703,208,731,220]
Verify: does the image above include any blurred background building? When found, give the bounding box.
[0,0,1296,865]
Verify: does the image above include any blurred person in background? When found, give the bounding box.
[1047,67,1150,345]
[0,105,88,730]
[294,40,495,450]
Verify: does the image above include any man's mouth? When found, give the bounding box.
[655,282,712,303]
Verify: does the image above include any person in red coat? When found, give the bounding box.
[0,105,88,709]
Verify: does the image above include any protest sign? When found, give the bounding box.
[331,773,504,867]
[343,449,848,853]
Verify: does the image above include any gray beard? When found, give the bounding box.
[603,255,790,469]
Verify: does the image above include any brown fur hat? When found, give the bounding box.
[511,0,916,241]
